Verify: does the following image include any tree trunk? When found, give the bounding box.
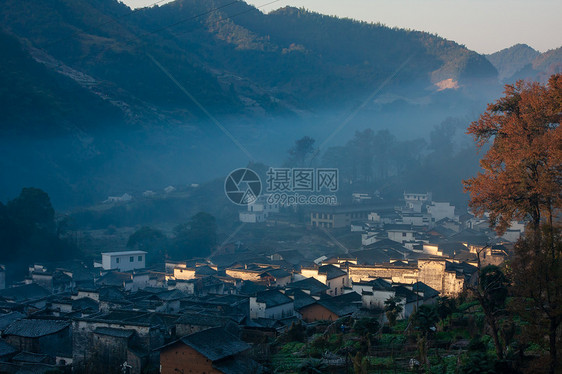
[487,314,504,360]
[548,318,558,374]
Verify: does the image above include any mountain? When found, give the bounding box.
[486,44,562,83]
[0,0,499,134]
[0,0,502,207]
[486,44,540,82]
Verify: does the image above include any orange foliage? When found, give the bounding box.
[463,74,562,234]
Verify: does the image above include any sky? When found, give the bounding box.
[121,0,562,54]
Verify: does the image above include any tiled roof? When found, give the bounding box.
[393,285,419,304]
[175,312,226,327]
[318,265,346,280]
[96,271,133,286]
[358,278,393,291]
[411,282,440,299]
[0,312,25,331]
[0,338,17,357]
[316,292,361,316]
[94,327,135,338]
[255,290,292,308]
[12,351,51,363]
[179,327,250,361]
[0,284,50,302]
[260,268,291,279]
[286,278,329,295]
[3,319,69,338]
[284,289,316,310]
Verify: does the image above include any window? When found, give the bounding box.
[116,258,120,263]
[138,256,143,261]
[130,256,134,262]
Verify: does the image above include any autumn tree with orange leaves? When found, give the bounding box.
[464,74,561,235]
[464,74,562,374]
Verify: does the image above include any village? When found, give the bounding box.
[0,192,519,373]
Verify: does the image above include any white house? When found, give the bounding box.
[239,194,280,223]
[427,202,458,223]
[101,251,147,272]
[249,290,294,319]
[353,278,394,310]
[403,192,432,213]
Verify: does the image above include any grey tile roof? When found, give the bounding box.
[94,327,135,338]
[355,278,393,291]
[318,265,346,280]
[12,351,51,363]
[175,312,227,327]
[351,247,402,265]
[284,289,316,310]
[0,284,50,302]
[195,265,218,276]
[316,292,361,316]
[3,319,69,338]
[0,338,17,357]
[393,285,419,304]
[72,297,99,312]
[239,281,267,296]
[286,278,329,295]
[0,312,25,331]
[179,327,250,361]
[255,290,293,308]
[411,282,440,299]
[260,268,291,279]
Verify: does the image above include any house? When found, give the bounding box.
[0,312,24,333]
[174,312,233,336]
[427,202,458,222]
[101,251,147,272]
[3,319,72,359]
[351,239,411,264]
[286,277,329,297]
[385,224,416,244]
[0,284,51,306]
[300,264,349,296]
[90,327,145,374]
[259,268,292,287]
[72,311,170,371]
[403,192,432,213]
[410,282,440,304]
[239,194,280,223]
[352,278,394,310]
[298,292,361,322]
[95,271,134,290]
[249,290,294,319]
[159,327,258,374]
[310,205,377,228]
[393,285,422,319]
[0,338,18,361]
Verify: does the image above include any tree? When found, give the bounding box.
[410,304,439,369]
[384,296,403,327]
[463,74,561,235]
[470,265,509,360]
[510,225,562,374]
[463,74,562,374]
[6,187,55,231]
[127,226,167,263]
[286,136,316,167]
[348,129,376,182]
[171,212,217,259]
